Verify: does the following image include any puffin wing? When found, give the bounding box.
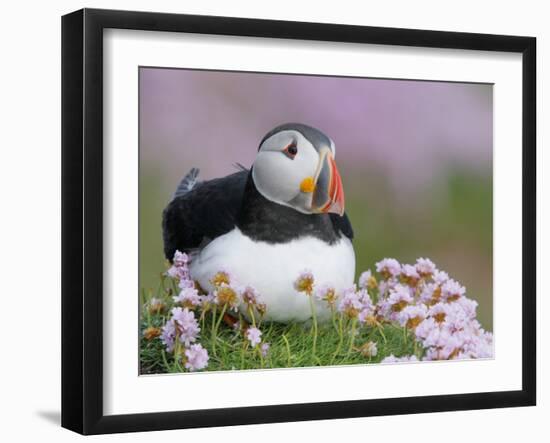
[172,167,200,199]
[162,169,248,261]
[330,212,354,240]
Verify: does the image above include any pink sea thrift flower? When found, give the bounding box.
[261,342,270,357]
[210,269,234,287]
[387,284,414,311]
[294,270,315,294]
[358,308,375,324]
[377,278,397,297]
[455,297,478,319]
[358,270,377,290]
[241,285,261,306]
[400,264,420,286]
[173,250,189,267]
[415,317,438,341]
[246,327,262,347]
[376,258,401,279]
[437,334,463,359]
[465,327,493,357]
[433,270,449,285]
[315,284,338,306]
[214,283,241,311]
[160,307,200,351]
[419,282,439,304]
[441,279,466,302]
[444,308,476,335]
[415,258,437,277]
[172,307,201,346]
[178,278,195,289]
[427,302,449,324]
[167,250,190,280]
[167,265,188,280]
[357,290,375,324]
[337,287,363,318]
[377,283,415,321]
[184,344,209,371]
[173,286,201,308]
[397,304,428,329]
[417,320,453,349]
[160,321,177,352]
[358,289,373,310]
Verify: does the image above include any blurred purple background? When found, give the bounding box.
[140,68,492,189]
[139,67,493,328]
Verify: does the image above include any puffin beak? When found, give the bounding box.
[311,148,345,216]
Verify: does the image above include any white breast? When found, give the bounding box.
[189,228,356,322]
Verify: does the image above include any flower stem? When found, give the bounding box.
[331,306,338,334]
[377,323,387,344]
[200,310,206,333]
[308,294,318,359]
[331,314,344,364]
[347,318,358,357]
[161,350,171,372]
[212,304,227,356]
[257,346,265,368]
[240,340,248,370]
[173,333,182,371]
[248,306,257,328]
[211,305,217,341]
[282,334,292,367]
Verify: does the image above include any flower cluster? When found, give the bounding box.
[166,250,190,281]
[372,257,493,362]
[173,285,201,309]
[302,256,493,363]
[184,344,209,372]
[241,326,270,357]
[155,251,270,371]
[161,251,209,370]
[246,327,262,347]
[161,307,200,350]
[338,286,374,321]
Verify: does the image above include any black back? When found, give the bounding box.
[162,170,353,261]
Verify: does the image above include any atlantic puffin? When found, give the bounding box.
[162,123,355,322]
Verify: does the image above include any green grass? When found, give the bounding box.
[139,274,421,374]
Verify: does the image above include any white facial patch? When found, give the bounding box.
[252,131,319,211]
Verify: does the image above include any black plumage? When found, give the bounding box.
[162,169,353,262]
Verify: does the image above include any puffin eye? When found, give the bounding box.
[282,142,298,159]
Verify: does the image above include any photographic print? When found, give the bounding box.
[139,67,494,374]
[62,10,535,433]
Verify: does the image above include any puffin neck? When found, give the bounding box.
[237,171,340,245]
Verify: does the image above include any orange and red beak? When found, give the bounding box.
[311,149,345,216]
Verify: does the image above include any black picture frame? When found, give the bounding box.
[61,8,536,435]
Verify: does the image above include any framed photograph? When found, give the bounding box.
[61,8,536,435]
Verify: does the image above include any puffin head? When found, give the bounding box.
[252,123,345,216]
